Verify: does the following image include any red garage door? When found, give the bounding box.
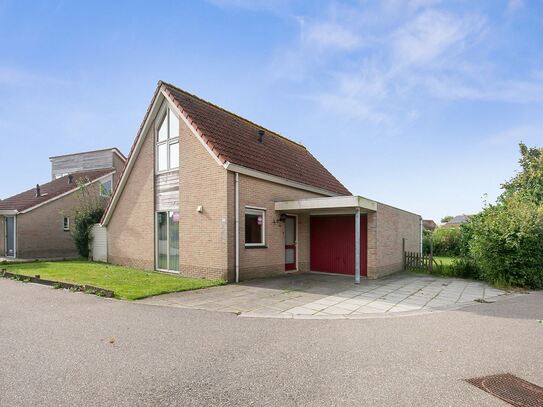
[310,215,367,276]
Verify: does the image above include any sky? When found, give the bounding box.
[0,0,542,221]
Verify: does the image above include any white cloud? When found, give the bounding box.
[392,10,485,66]
[265,2,543,124]
[301,21,362,51]
[506,0,524,13]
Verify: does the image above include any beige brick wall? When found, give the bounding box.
[15,182,103,259]
[112,153,126,189]
[107,125,155,270]
[227,174,324,280]
[178,114,229,280]
[367,203,421,279]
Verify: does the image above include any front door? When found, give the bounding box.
[284,215,297,271]
[5,216,15,258]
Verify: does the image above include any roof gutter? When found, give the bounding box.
[223,162,341,197]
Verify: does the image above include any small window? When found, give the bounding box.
[63,217,70,231]
[100,178,112,197]
[245,208,265,246]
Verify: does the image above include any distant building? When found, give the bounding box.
[0,148,126,259]
[442,214,472,228]
[422,219,437,232]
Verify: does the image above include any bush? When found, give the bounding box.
[73,207,104,258]
[449,257,479,280]
[70,180,107,258]
[428,227,462,256]
[468,194,543,288]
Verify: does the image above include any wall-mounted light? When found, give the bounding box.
[196,205,203,213]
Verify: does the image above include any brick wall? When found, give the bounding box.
[107,125,155,270]
[367,203,420,279]
[227,174,324,280]
[15,182,102,259]
[178,114,229,280]
[112,153,126,189]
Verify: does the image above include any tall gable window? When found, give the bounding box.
[156,106,180,172]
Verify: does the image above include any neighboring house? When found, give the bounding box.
[101,81,421,282]
[442,214,472,228]
[423,219,437,232]
[0,148,126,259]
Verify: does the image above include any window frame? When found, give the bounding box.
[155,210,180,273]
[63,216,70,231]
[155,105,180,174]
[99,176,113,197]
[244,207,266,247]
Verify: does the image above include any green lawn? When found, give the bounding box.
[1,260,224,300]
[433,256,455,267]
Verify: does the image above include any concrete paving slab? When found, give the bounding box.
[138,272,510,319]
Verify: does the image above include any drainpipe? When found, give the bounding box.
[420,217,423,254]
[355,207,361,284]
[235,172,240,283]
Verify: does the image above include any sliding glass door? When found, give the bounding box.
[156,211,179,272]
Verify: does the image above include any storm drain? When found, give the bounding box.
[466,373,543,407]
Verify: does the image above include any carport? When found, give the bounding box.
[275,196,377,283]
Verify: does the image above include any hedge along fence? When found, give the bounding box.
[0,269,114,298]
[423,227,463,256]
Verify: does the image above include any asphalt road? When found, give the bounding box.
[1,278,542,406]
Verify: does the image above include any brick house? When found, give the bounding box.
[101,81,421,282]
[0,148,126,259]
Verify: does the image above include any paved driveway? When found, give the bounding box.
[0,277,541,406]
[139,272,508,318]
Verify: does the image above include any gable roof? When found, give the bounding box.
[0,169,114,213]
[161,81,350,196]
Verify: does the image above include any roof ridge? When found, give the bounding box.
[158,80,307,150]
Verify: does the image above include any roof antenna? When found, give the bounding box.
[35,184,41,197]
[258,129,265,143]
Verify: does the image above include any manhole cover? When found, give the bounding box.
[466,373,543,407]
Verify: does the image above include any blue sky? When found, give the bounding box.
[1,0,542,221]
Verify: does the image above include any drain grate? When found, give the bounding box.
[466,373,543,407]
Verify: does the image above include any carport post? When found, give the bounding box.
[355,207,361,284]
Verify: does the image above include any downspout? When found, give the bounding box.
[420,217,423,254]
[235,172,240,283]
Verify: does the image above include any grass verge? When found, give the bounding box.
[1,260,224,300]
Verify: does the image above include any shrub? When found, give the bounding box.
[469,194,543,288]
[449,257,479,280]
[73,206,104,258]
[429,227,462,256]
[70,180,107,258]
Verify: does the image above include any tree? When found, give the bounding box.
[501,143,543,205]
[70,179,108,258]
[440,215,453,223]
[466,143,543,288]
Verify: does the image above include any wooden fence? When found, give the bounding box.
[402,238,439,273]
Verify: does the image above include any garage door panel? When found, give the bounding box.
[310,215,367,276]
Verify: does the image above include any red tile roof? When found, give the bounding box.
[161,81,350,195]
[0,169,114,212]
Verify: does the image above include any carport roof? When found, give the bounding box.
[274,195,377,213]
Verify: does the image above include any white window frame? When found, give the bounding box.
[155,211,179,273]
[99,176,113,197]
[244,207,266,247]
[63,216,70,231]
[155,105,180,174]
